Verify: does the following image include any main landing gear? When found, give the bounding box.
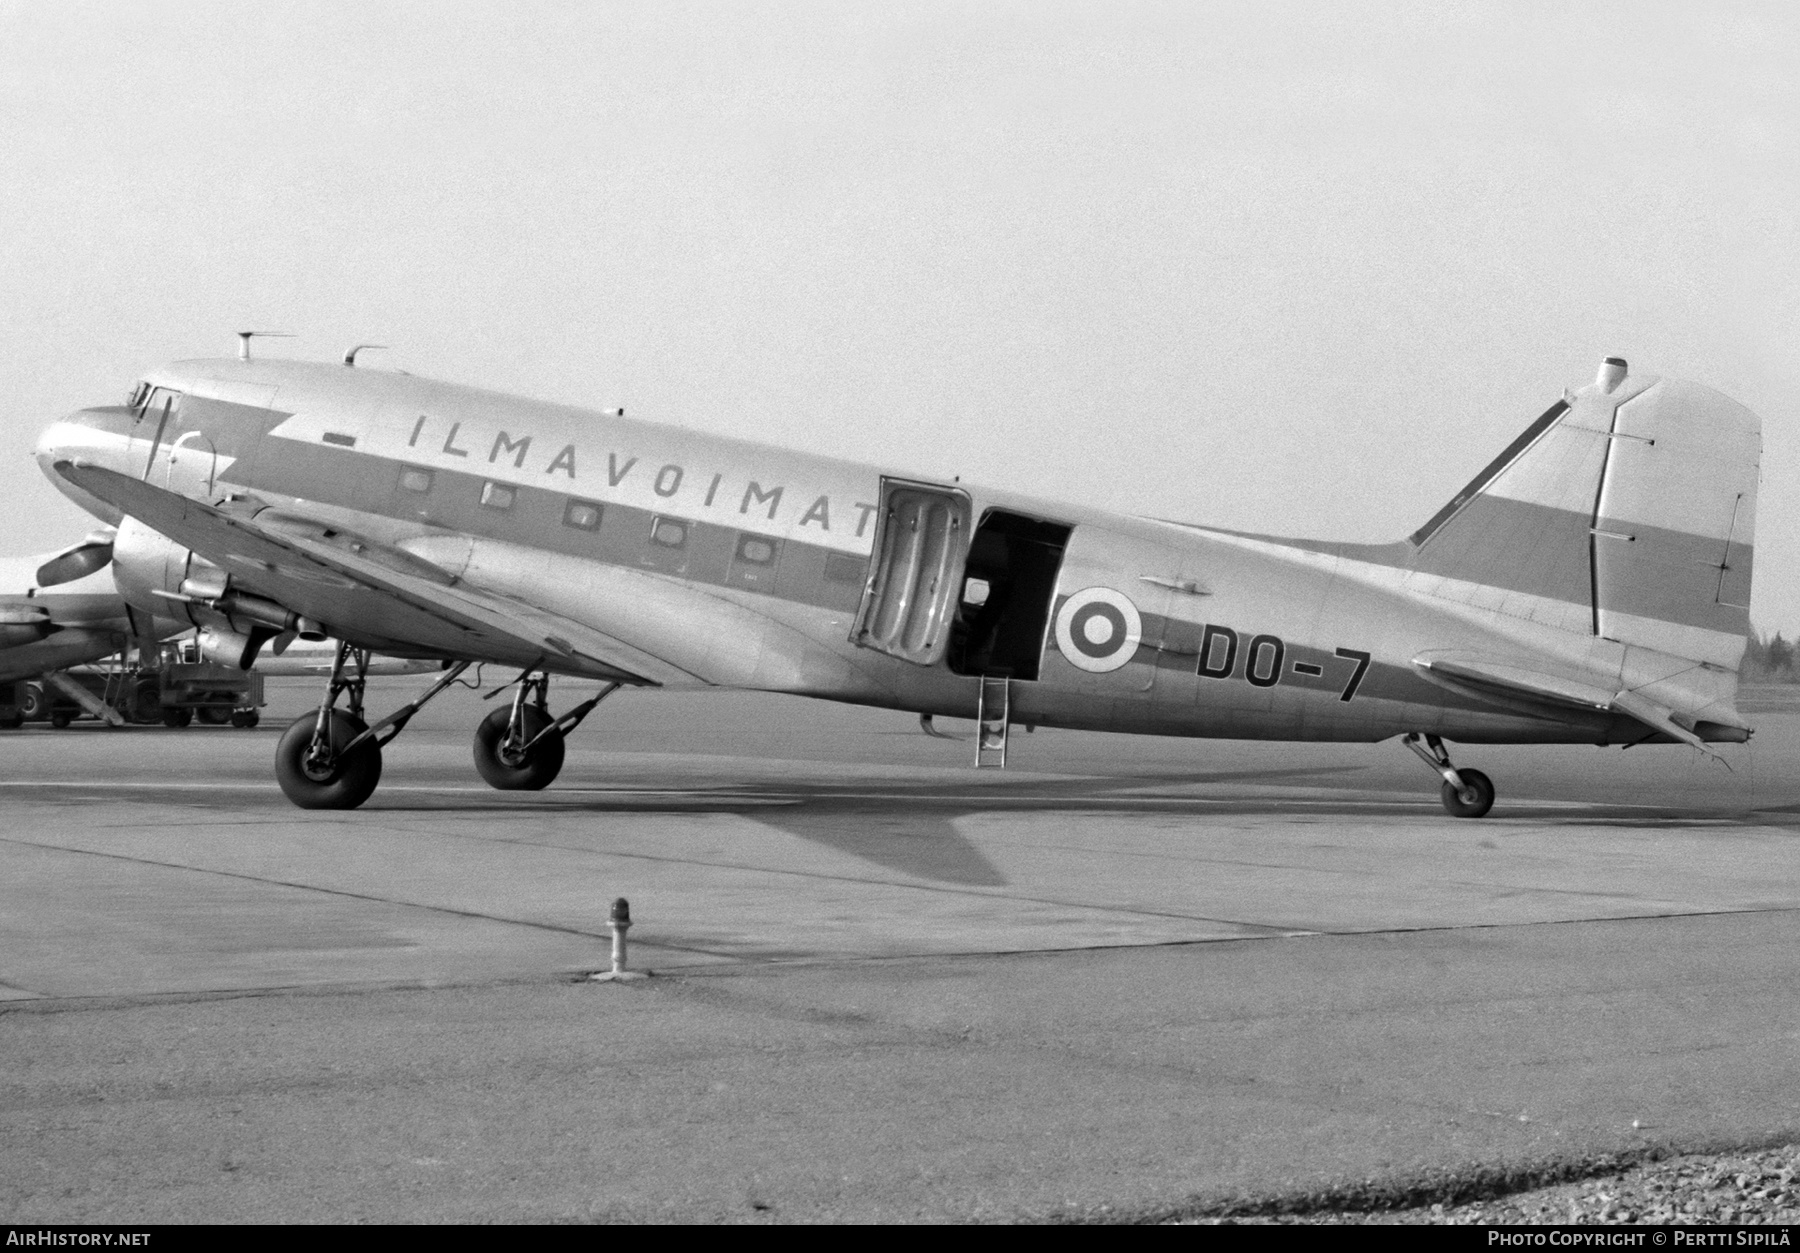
[1403,732,1495,819]
[274,645,622,810]
[470,673,619,790]
[276,644,471,810]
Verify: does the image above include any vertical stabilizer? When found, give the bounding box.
[1410,360,1760,670]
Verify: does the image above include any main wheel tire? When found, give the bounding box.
[21,684,47,722]
[198,705,234,725]
[275,710,383,810]
[50,710,72,729]
[231,709,260,729]
[473,705,565,791]
[1440,767,1495,818]
[162,707,193,728]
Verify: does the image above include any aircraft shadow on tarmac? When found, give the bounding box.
[368,765,1372,887]
[337,757,1800,886]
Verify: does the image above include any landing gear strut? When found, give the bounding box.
[472,672,619,790]
[1404,732,1495,818]
[274,643,471,810]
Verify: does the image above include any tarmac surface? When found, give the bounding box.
[4,678,1800,1222]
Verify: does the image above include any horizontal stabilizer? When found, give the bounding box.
[1415,651,1734,757]
[1413,653,1612,716]
[1606,688,1722,761]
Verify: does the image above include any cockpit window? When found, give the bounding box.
[131,383,182,433]
[134,386,183,428]
[126,381,149,411]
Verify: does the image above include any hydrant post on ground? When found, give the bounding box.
[609,897,630,972]
[591,895,648,982]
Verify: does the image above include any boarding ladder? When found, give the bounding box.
[975,674,1010,769]
[43,670,126,727]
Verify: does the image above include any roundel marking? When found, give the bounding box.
[1054,586,1143,673]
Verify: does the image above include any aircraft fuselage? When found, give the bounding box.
[37,357,1747,752]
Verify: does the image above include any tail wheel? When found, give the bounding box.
[275,710,383,810]
[1440,768,1495,818]
[473,705,565,790]
[50,710,72,729]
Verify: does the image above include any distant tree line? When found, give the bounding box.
[1743,631,1800,683]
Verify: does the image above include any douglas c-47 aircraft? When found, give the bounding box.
[36,342,1760,815]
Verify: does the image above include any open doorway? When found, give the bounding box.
[947,509,1073,681]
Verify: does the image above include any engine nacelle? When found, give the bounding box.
[0,604,53,648]
[111,517,198,618]
[112,517,326,668]
[196,624,266,670]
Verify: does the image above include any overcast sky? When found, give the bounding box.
[3,1,1795,627]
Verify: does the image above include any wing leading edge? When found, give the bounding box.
[53,460,694,686]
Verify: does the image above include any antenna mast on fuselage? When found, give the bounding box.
[235,331,293,361]
[342,344,388,367]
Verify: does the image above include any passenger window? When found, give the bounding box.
[736,534,778,565]
[400,467,434,493]
[480,481,516,511]
[650,517,688,549]
[563,499,603,531]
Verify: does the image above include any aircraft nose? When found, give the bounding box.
[37,406,140,525]
[36,405,135,467]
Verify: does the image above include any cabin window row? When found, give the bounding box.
[644,518,776,566]
[394,464,860,581]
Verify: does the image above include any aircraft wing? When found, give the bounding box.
[53,461,693,686]
[1412,651,1723,757]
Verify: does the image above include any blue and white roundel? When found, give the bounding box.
[1054,586,1143,673]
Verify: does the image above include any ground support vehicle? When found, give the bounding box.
[11,651,263,729]
[148,660,264,727]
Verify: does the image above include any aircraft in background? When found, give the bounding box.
[0,531,137,725]
[0,530,420,727]
[0,530,125,678]
[35,344,1759,814]
[248,636,439,677]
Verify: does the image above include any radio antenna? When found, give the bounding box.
[236,331,293,361]
[342,344,389,367]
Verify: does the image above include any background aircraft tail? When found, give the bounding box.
[1406,359,1760,671]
